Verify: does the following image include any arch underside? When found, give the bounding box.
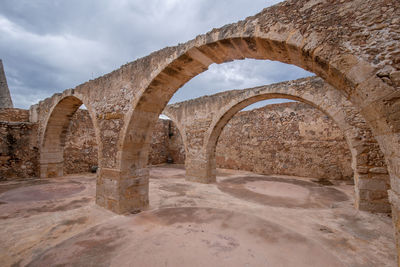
[40,96,85,178]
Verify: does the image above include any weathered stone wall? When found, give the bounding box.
[0,121,38,180]
[168,121,185,164]
[148,119,169,165]
[216,102,353,180]
[0,101,377,183]
[63,109,98,174]
[0,108,29,122]
[63,110,183,173]
[62,103,352,180]
[0,108,184,178]
[0,108,38,179]
[149,119,185,165]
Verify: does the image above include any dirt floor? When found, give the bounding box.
[0,165,396,267]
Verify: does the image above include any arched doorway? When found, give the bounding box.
[40,95,100,178]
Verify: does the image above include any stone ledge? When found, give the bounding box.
[370,167,389,174]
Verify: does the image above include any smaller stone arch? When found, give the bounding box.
[175,77,389,212]
[39,92,100,178]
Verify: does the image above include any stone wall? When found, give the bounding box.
[0,108,184,178]
[168,121,185,164]
[63,110,184,174]
[0,108,29,122]
[148,119,169,165]
[149,119,185,165]
[0,103,353,180]
[60,103,353,180]
[0,110,38,180]
[216,102,353,180]
[63,109,98,174]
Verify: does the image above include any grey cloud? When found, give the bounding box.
[0,0,313,109]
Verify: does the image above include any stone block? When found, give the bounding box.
[358,178,389,191]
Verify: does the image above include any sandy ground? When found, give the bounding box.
[0,164,396,267]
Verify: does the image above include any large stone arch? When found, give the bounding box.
[110,1,399,215]
[182,77,388,212]
[39,91,101,178]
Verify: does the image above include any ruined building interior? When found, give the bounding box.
[0,0,399,266]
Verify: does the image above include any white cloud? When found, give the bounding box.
[169,59,313,104]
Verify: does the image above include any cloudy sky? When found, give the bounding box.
[0,0,312,109]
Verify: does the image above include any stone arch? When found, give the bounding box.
[116,42,393,214]
[98,0,400,215]
[39,93,100,178]
[195,78,389,212]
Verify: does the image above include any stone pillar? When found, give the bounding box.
[185,154,216,183]
[389,190,400,264]
[354,168,391,213]
[0,59,13,108]
[39,150,64,178]
[96,168,149,214]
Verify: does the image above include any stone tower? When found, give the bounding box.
[0,59,13,108]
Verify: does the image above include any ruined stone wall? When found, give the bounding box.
[63,109,98,174]
[0,103,358,180]
[0,108,181,178]
[168,121,185,164]
[148,119,169,165]
[63,111,182,173]
[0,109,38,179]
[0,109,29,122]
[149,119,185,165]
[216,102,353,180]
[62,103,352,179]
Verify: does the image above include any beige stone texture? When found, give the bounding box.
[216,102,353,180]
[0,109,29,122]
